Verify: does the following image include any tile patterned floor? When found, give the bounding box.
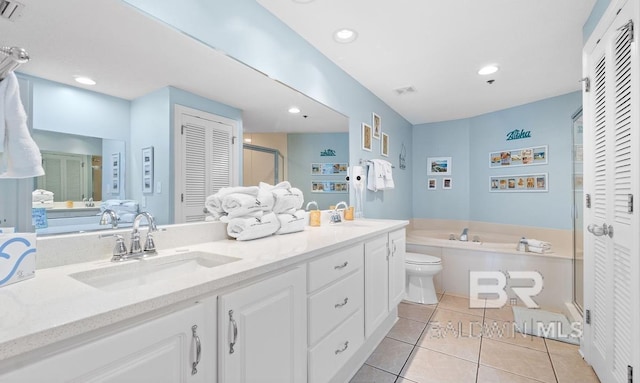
[350,294,601,383]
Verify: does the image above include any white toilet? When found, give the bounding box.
[405,252,443,304]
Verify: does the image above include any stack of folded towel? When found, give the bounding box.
[100,200,140,223]
[205,181,305,241]
[526,239,552,254]
[367,159,394,192]
[32,189,54,208]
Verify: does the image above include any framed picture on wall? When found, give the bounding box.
[428,178,437,190]
[111,152,120,194]
[426,156,452,175]
[490,173,548,192]
[372,113,381,139]
[311,181,349,193]
[142,146,154,193]
[443,178,452,189]
[311,163,348,175]
[381,132,389,157]
[362,123,372,151]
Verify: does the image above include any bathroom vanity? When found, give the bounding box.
[0,219,407,383]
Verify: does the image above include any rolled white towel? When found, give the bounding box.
[527,246,551,254]
[526,239,551,249]
[222,189,274,218]
[271,187,304,214]
[227,212,280,241]
[205,187,261,221]
[259,181,291,190]
[275,209,306,235]
[32,189,54,202]
[220,211,263,223]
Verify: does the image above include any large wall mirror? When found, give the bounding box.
[2,0,348,236]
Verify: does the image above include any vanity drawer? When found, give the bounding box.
[308,269,363,345]
[308,309,364,383]
[308,243,363,292]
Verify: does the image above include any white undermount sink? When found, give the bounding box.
[70,251,240,292]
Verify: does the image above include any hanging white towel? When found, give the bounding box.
[226,212,280,241]
[367,159,393,191]
[0,72,45,178]
[275,209,306,235]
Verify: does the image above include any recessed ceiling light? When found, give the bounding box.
[333,28,358,43]
[244,138,252,143]
[74,76,96,85]
[288,107,301,114]
[478,65,499,75]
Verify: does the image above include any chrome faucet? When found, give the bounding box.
[99,209,118,229]
[459,228,469,242]
[130,211,158,255]
[330,201,348,223]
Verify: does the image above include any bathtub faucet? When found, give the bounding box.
[459,228,469,242]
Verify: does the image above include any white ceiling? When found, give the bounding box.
[0,0,347,134]
[2,0,596,131]
[257,0,596,124]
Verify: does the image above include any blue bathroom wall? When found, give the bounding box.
[122,0,414,220]
[287,133,349,210]
[25,75,130,141]
[129,86,243,224]
[413,91,581,230]
[412,119,471,221]
[583,0,611,43]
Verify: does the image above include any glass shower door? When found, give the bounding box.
[572,108,584,311]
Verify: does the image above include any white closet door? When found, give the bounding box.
[583,1,639,382]
[175,106,235,223]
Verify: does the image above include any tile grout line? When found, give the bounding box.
[475,301,486,383]
[395,295,440,382]
[543,338,560,383]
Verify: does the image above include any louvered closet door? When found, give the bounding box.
[178,114,233,223]
[583,2,639,382]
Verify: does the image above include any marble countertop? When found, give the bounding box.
[0,219,408,362]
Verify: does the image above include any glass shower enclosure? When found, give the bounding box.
[572,108,584,311]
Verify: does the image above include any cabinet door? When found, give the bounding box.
[364,235,389,338]
[218,267,306,383]
[389,229,406,308]
[0,301,215,383]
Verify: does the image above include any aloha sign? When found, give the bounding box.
[506,129,531,141]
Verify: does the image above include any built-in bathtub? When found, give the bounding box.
[406,220,573,313]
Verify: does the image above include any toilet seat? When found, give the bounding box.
[405,252,441,265]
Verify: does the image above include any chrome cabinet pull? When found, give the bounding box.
[334,297,349,308]
[191,325,201,375]
[229,310,238,354]
[334,261,348,270]
[335,341,349,355]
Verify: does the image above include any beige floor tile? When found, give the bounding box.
[483,304,515,322]
[482,318,547,351]
[480,339,556,383]
[396,378,419,383]
[398,302,436,323]
[387,317,427,345]
[349,364,397,383]
[417,329,481,363]
[428,308,484,337]
[400,347,478,383]
[477,365,549,383]
[365,337,414,375]
[545,338,581,356]
[438,294,485,317]
[550,351,601,383]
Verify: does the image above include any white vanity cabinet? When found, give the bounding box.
[307,244,365,383]
[365,229,406,337]
[0,299,216,383]
[217,266,307,383]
